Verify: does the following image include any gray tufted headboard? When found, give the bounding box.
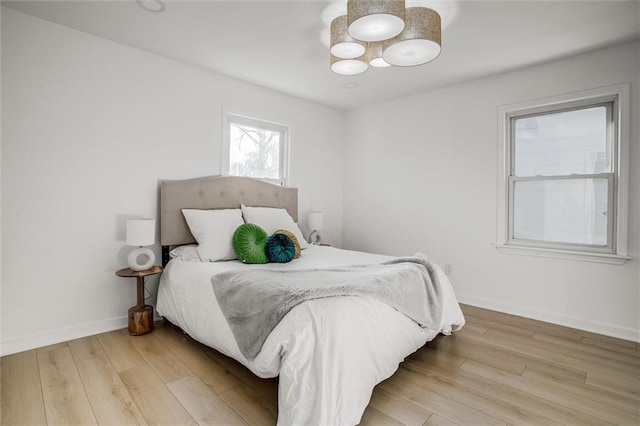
[160,175,298,264]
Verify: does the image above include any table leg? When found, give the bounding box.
[128,305,153,335]
[130,275,152,335]
[136,276,145,308]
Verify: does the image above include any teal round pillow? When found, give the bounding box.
[233,223,268,264]
[274,229,300,259]
[265,233,295,263]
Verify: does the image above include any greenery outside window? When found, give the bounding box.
[222,111,290,186]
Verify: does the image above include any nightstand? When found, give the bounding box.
[116,265,163,335]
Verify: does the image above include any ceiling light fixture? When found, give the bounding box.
[347,0,405,42]
[330,54,368,76]
[383,7,441,67]
[331,15,366,59]
[365,42,391,68]
[330,1,442,75]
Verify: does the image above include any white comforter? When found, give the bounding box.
[157,245,465,425]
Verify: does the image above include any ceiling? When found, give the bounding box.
[4,0,639,110]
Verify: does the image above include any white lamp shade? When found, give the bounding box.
[382,7,442,67]
[331,15,366,59]
[347,0,405,42]
[126,218,156,246]
[330,54,368,75]
[308,211,324,231]
[365,42,392,67]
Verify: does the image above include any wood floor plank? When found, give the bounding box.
[579,330,640,349]
[407,345,467,368]
[403,356,604,426]
[75,352,147,425]
[167,375,247,425]
[461,313,536,338]
[461,359,638,425]
[68,335,105,362]
[581,336,640,356]
[585,370,640,400]
[96,330,145,373]
[533,332,640,366]
[153,323,241,394]
[425,333,527,375]
[37,346,97,425]
[204,345,279,407]
[426,333,591,386]
[36,342,69,354]
[399,361,562,426]
[368,387,432,426]
[122,330,192,384]
[379,371,506,425]
[218,384,278,425]
[460,305,586,343]
[1,350,47,425]
[422,414,458,426]
[119,364,197,426]
[359,406,405,426]
[522,366,638,414]
[520,360,587,384]
[479,328,640,379]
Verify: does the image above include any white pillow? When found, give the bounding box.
[169,244,201,262]
[182,209,244,261]
[241,204,308,249]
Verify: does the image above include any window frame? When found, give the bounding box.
[221,110,291,186]
[496,84,631,264]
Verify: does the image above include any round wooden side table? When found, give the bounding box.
[116,265,163,335]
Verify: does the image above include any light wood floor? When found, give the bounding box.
[2,304,639,425]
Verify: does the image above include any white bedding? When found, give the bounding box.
[157,245,465,425]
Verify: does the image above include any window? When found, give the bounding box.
[222,112,290,186]
[496,84,630,264]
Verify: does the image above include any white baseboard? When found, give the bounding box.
[457,293,640,343]
[1,314,160,356]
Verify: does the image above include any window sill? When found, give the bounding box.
[494,244,631,265]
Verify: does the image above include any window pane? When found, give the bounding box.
[229,123,281,179]
[514,106,608,177]
[513,178,608,246]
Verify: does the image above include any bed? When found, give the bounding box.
[156,175,465,425]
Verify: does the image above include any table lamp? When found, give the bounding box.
[126,218,156,271]
[308,211,324,244]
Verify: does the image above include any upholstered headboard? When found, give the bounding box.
[160,175,298,262]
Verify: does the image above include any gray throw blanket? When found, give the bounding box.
[211,255,444,360]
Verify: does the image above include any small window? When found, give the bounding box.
[496,84,630,264]
[222,112,290,186]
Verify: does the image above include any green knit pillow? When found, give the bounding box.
[232,223,269,264]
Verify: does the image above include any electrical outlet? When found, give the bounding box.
[444,263,453,276]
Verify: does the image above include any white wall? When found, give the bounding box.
[344,41,640,341]
[1,8,344,355]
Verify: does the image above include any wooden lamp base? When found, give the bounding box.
[128,305,154,335]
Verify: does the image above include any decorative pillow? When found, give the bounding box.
[169,244,201,262]
[241,204,308,249]
[232,223,269,264]
[274,229,301,259]
[265,233,296,263]
[182,209,244,262]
